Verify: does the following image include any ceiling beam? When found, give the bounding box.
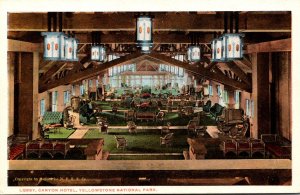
[8,12,291,32]
[8,39,42,52]
[246,38,291,53]
[236,57,252,69]
[76,33,210,44]
[225,61,251,86]
[146,52,251,92]
[39,62,68,84]
[39,52,146,93]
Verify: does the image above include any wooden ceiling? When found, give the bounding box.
[7,12,291,93]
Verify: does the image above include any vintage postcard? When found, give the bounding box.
[1,0,300,194]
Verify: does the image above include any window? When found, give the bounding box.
[89,80,93,88]
[246,99,254,117]
[223,90,229,104]
[71,85,75,96]
[208,84,213,96]
[234,91,240,109]
[80,85,85,96]
[40,99,45,116]
[64,91,70,106]
[217,85,221,97]
[51,91,58,112]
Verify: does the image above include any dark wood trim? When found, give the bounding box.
[225,61,252,86]
[246,38,291,53]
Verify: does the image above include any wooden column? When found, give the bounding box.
[14,52,34,139]
[32,52,40,139]
[251,53,271,138]
[8,52,15,137]
[271,52,291,140]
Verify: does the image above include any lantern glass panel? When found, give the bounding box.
[137,17,152,43]
[91,46,100,61]
[99,46,106,62]
[65,38,74,61]
[224,34,243,59]
[215,39,223,60]
[42,32,62,60]
[187,46,201,62]
[73,39,78,61]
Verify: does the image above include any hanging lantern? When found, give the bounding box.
[211,37,225,62]
[136,15,153,52]
[64,36,78,61]
[41,32,67,60]
[222,33,244,60]
[91,45,106,62]
[187,46,201,62]
[91,46,100,61]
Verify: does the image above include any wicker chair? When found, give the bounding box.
[127,121,137,134]
[156,111,165,123]
[114,135,127,150]
[161,122,171,134]
[160,133,174,147]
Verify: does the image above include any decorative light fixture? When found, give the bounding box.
[91,32,106,62]
[41,32,67,60]
[64,35,79,61]
[136,14,153,53]
[187,46,201,62]
[211,12,244,62]
[42,12,79,61]
[211,37,225,62]
[222,33,244,60]
[187,33,201,62]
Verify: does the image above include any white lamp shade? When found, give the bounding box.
[136,17,152,43]
[187,46,201,62]
[42,32,67,60]
[91,46,100,61]
[223,33,244,60]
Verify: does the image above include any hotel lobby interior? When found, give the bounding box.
[6,11,292,186]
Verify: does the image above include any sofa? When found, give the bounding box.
[41,111,63,126]
[261,134,291,159]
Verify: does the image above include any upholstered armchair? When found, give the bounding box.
[114,135,127,150]
[127,121,137,134]
[209,103,224,120]
[220,139,237,157]
[160,133,174,147]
